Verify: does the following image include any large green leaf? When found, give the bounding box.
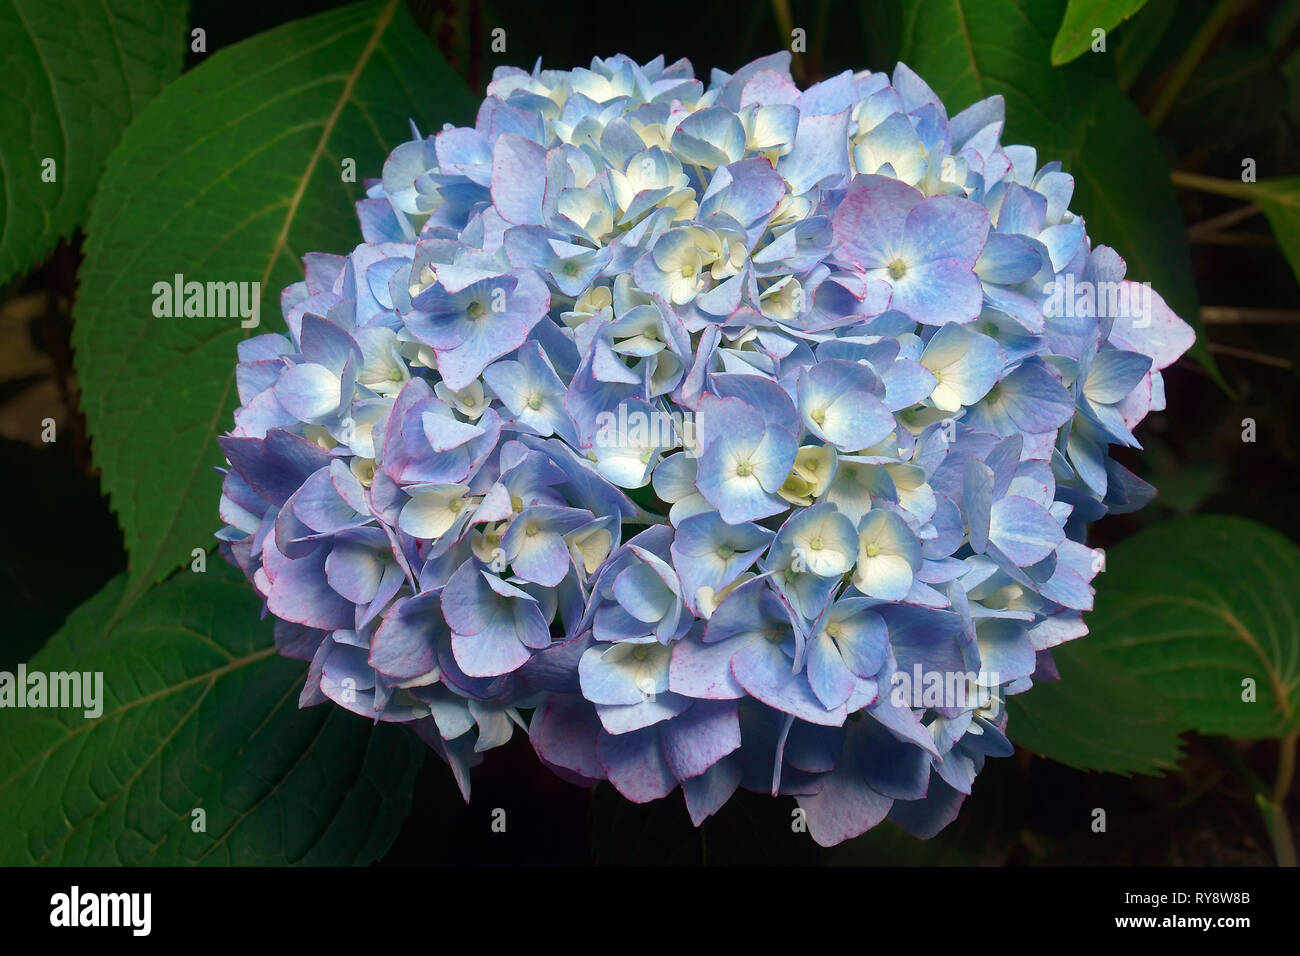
[1113,0,1179,90]
[898,0,1079,157]
[0,563,424,865]
[1068,81,1201,321]
[73,0,477,621]
[1079,516,1300,738]
[1008,642,1185,775]
[1051,0,1149,66]
[0,0,187,286]
[899,0,1204,351]
[1011,516,1300,773]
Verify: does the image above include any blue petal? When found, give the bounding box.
[670,512,772,614]
[778,109,851,194]
[806,631,856,709]
[597,727,677,802]
[1084,349,1152,405]
[274,363,340,422]
[659,699,741,781]
[490,133,548,225]
[988,495,1064,567]
[369,591,444,680]
[798,359,894,451]
[730,638,845,726]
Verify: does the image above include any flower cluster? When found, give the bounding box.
[217,53,1192,845]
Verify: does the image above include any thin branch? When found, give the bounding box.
[1263,730,1298,867]
[1171,169,1255,200]
[1206,342,1295,369]
[1191,233,1275,247]
[1202,307,1300,325]
[1188,203,1264,238]
[771,0,802,83]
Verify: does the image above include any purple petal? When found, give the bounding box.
[369,591,443,680]
[659,699,741,781]
[597,727,677,802]
[731,639,845,726]
[491,132,547,225]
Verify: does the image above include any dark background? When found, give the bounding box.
[3,0,1296,864]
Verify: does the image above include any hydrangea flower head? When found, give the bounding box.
[218,52,1193,846]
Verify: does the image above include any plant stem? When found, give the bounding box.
[1202,306,1300,324]
[1170,170,1255,199]
[623,504,666,526]
[1207,736,1271,793]
[1188,203,1263,238]
[1147,0,1248,128]
[1191,233,1275,247]
[771,0,802,83]
[1260,730,1298,867]
[1206,342,1294,369]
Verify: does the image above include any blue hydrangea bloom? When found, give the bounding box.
[218,52,1194,846]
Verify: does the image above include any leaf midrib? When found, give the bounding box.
[105,0,402,620]
[952,0,985,98]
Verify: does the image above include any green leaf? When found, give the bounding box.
[1051,0,1149,66]
[72,0,477,620]
[1067,81,1209,364]
[899,0,1211,375]
[1012,516,1300,773]
[0,0,187,286]
[1113,0,1178,90]
[0,563,424,865]
[1267,0,1300,51]
[1240,177,1300,288]
[1080,516,1300,738]
[1008,642,1186,775]
[1165,44,1289,152]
